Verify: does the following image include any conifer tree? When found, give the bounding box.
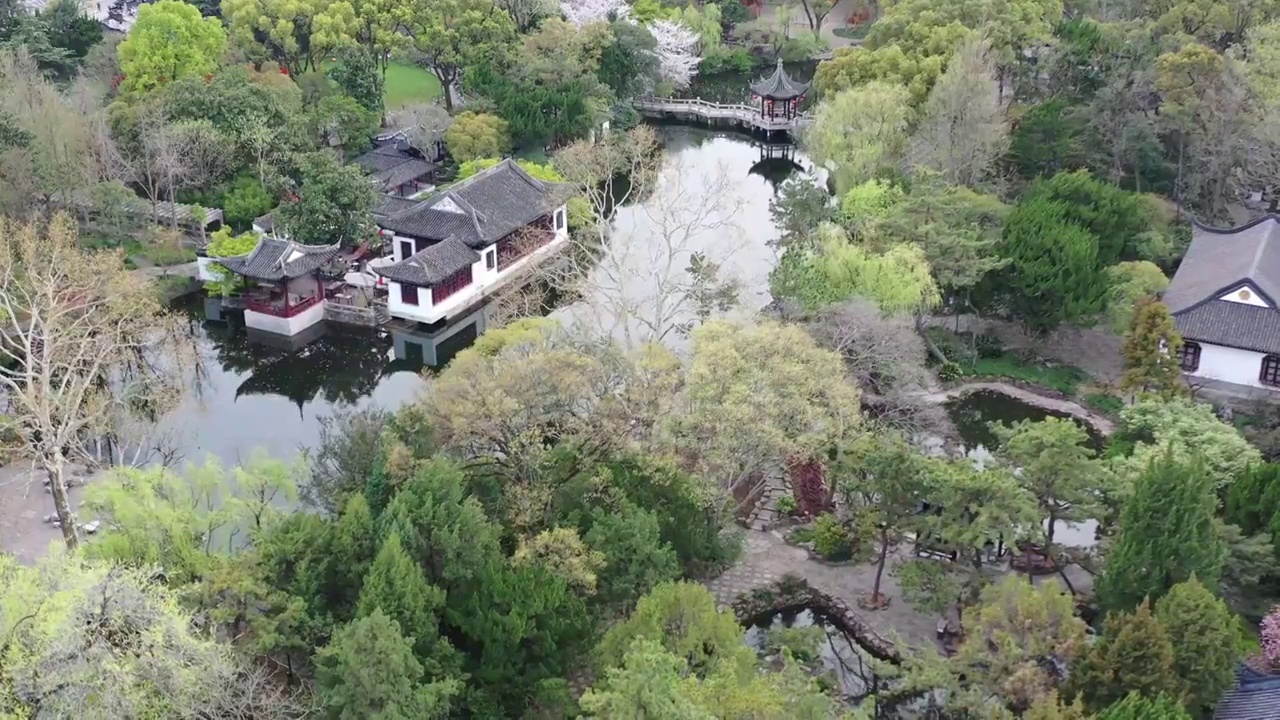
[326,493,379,619]
[1095,448,1224,614]
[316,611,460,719]
[1120,300,1185,398]
[356,531,453,673]
[1072,600,1182,711]
[1155,577,1241,717]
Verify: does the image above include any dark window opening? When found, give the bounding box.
[485,250,495,270]
[431,266,473,304]
[554,209,565,231]
[1262,355,1280,387]
[1177,341,1201,372]
[398,240,413,261]
[400,283,419,306]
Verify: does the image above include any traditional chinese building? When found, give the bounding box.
[1165,215,1280,393]
[750,59,809,123]
[216,238,341,336]
[372,159,575,325]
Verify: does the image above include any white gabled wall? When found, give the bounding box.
[1218,285,1270,307]
[1190,342,1276,389]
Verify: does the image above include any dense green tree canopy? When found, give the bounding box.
[117,0,227,95]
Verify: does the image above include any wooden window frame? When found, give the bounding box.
[1262,354,1280,387]
[431,266,473,305]
[400,283,419,306]
[1177,341,1201,372]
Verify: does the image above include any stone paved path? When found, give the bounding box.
[707,530,940,648]
[707,529,1099,651]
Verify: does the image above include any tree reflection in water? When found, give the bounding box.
[174,295,399,416]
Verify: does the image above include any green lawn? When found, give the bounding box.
[959,353,1091,396]
[383,63,444,109]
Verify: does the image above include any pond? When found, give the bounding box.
[945,390,1105,454]
[161,125,813,464]
[743,607,877,701]
[944,390,1103,548]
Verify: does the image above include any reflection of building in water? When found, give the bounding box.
[388,303,494,371]
[748,143,806,194]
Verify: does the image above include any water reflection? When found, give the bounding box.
[165,125,809,462]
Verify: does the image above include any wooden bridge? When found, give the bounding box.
[633,97,809,135]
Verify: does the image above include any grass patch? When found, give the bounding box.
[1084,392,1125,416]
[832,24,873,40]
[383,63,443,109]
[959,352,1090,396]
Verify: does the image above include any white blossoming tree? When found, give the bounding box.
[649,20,700,89]
[561,0,629,27]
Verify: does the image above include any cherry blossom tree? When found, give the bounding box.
[649,20,699,89]
[561,0,629,27]
[1262,605,1280,668]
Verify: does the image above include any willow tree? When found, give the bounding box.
[805,81,913,194]
[0,215,189,549]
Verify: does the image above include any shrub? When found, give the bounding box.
[775,495,797,517]
[811,513,851,561]
[787,458,828,517]
[938,361,962,382]
[974,333,1003,359]
[222,174,275,232]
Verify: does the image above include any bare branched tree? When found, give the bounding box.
[552,126,746,347]
[802,298,948,435]
[0,215,193,549]
[115,106,191,224]
[909,38,1009,190]
[388,103,454,158]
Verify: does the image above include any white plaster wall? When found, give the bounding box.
[1219,285,1270,307]
[244,301,327,336]
[1190,342,1276,389]
[196,256,219,282]
[387,281,441,324]
[384,227,572,325]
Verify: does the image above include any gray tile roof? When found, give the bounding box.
[1216,665,1280,720]
[750,58,810,101]
[1167,216,1280,352]
[1176,300,1280,354]
[1166,216,1280,313]
[375,159,576,249]
[352,143,437,193]
[371,159,436,192]
[372,195,423,220]
[373,237,479,286]
[218,237,341,282]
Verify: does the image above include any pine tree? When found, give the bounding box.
[1120,300,1186,398]
[325,494,378,620]
[1224,462,1280,535]
[1095,448,1224,614]
[1155,577,1241,717]
[1073,600,1182,711]
[356,532,453,674]
[316,611,460,719]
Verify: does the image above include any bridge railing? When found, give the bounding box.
[635,97,758,114]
